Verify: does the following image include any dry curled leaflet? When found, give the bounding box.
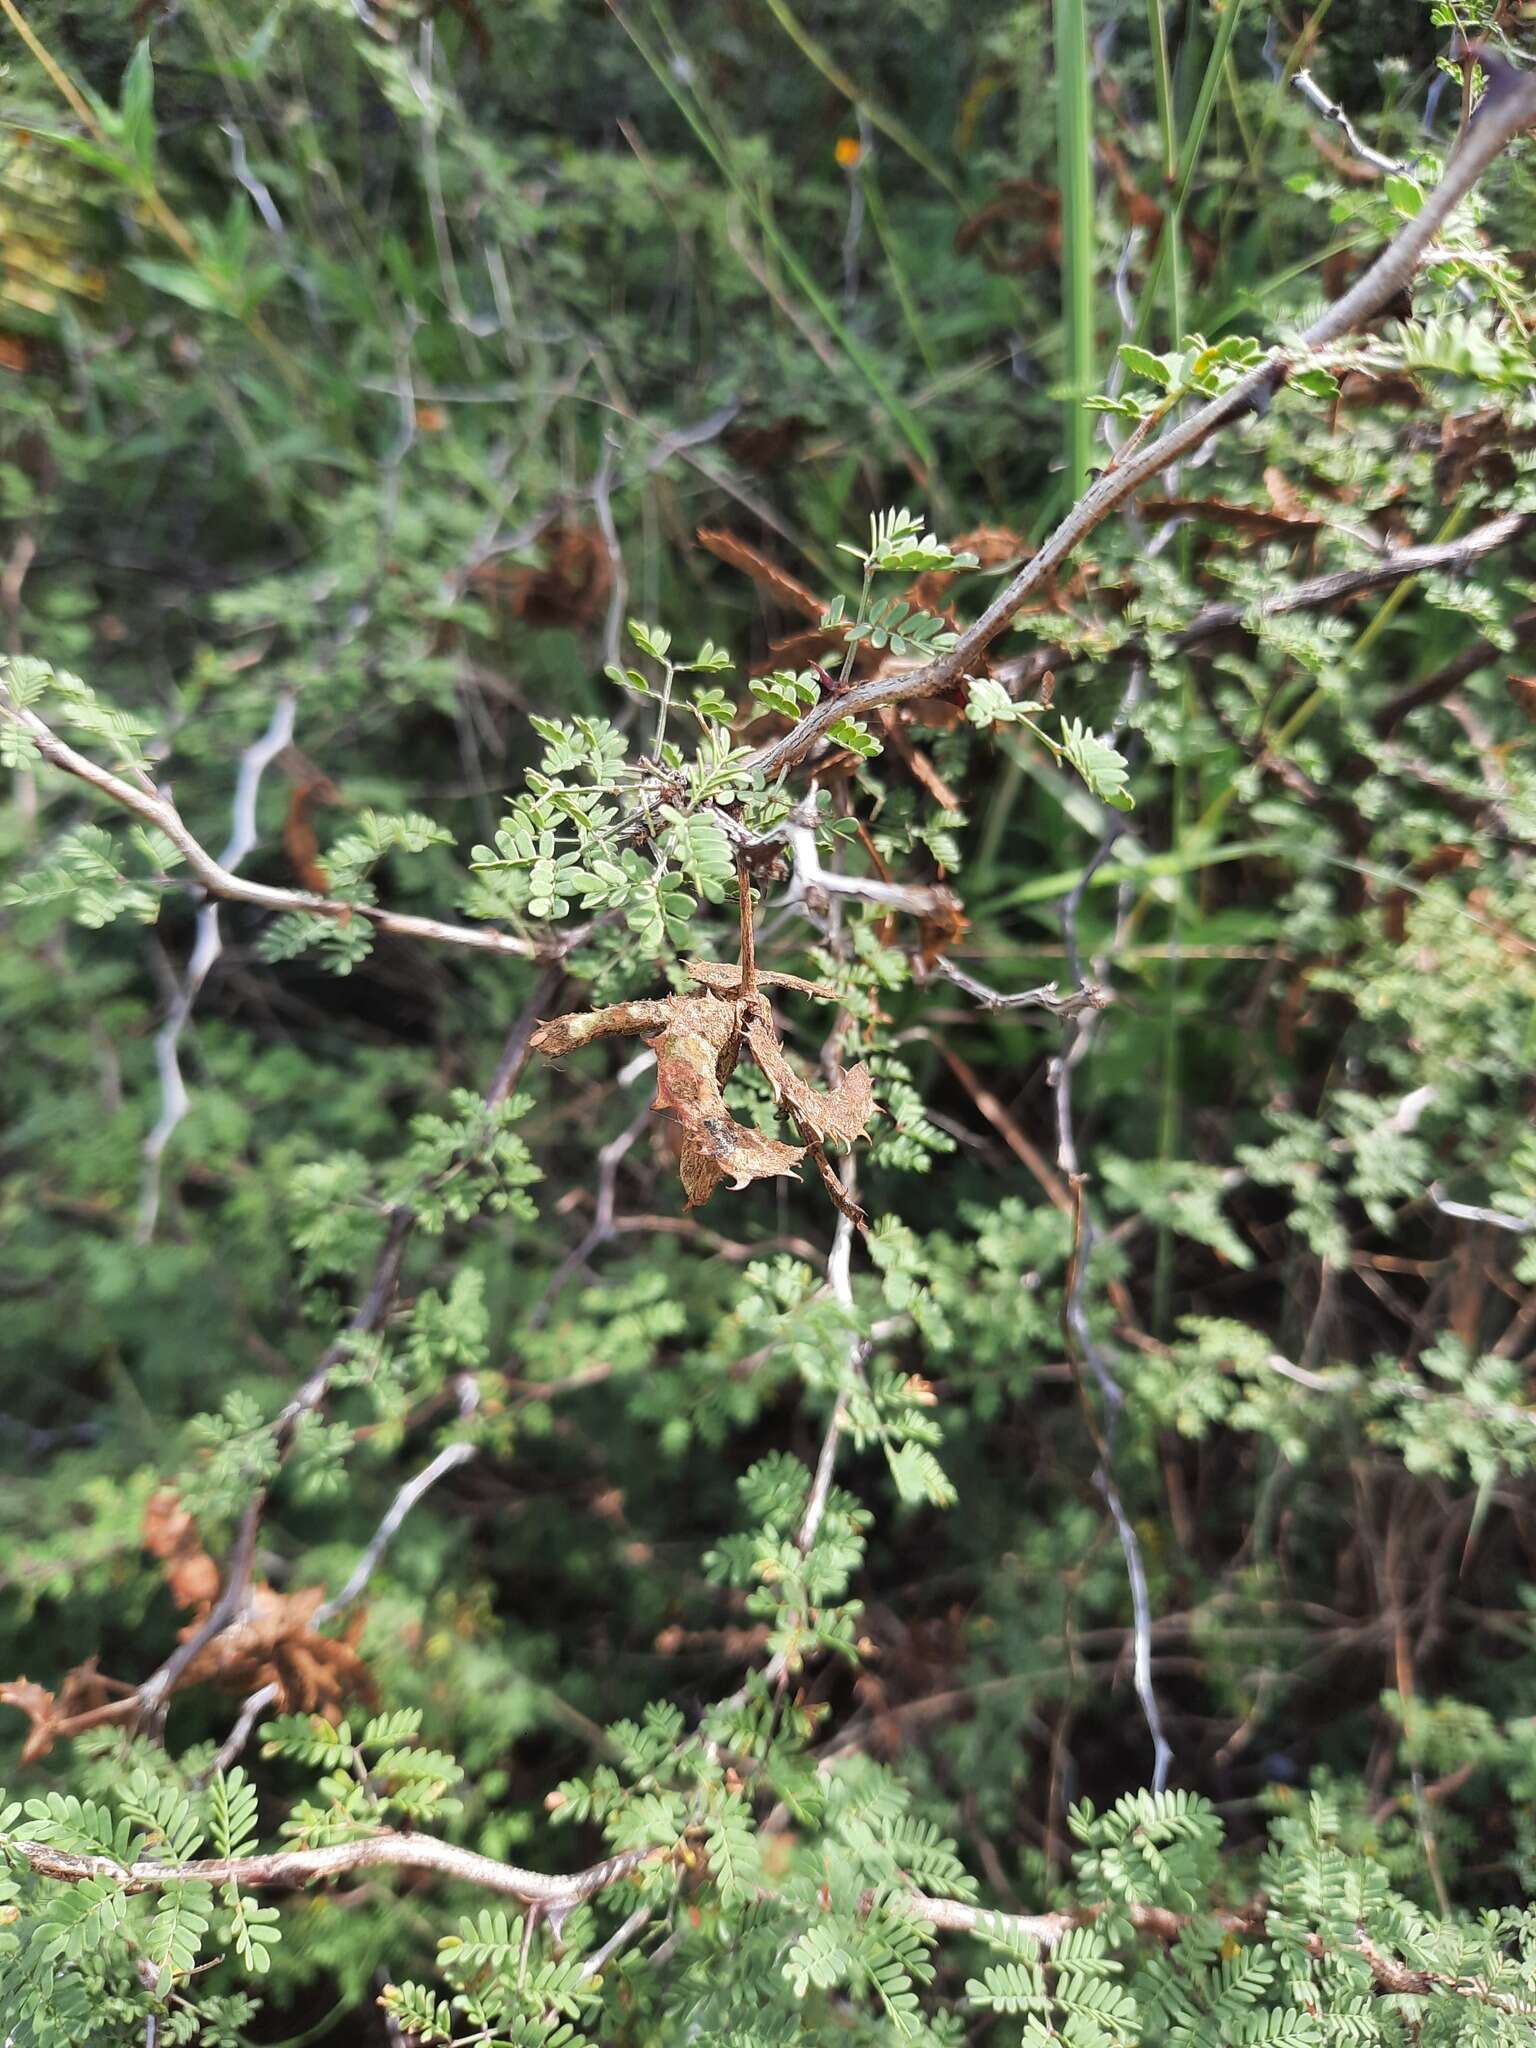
[531,960,876,1223]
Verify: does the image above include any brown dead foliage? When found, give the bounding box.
[722,413,812,474]
[1138,495,1325,542]
[1308,130,1384,184]
[177,1585,377,1717]
[0,1678,74,1765]
[1381,843,1482,944]
[755,626,845,674]
[0,1655,146,1763]
[1433,407,1519,501]
[917,890,971,969]
[654,1622,770,1659]
[143,1486,222,1609]
[147,1491,379,1717]
[0,1494,379,1758]
[274,751,344,897]
[1097,138,1165,239]
[472,523,614,630]
[954,153,1219,284]
[648,990,808,1208]
[954,179,1061,275]
[878,711,961,812]
[696,528,826,622]
[1334,369,1425,412]
[531,959,878,1224]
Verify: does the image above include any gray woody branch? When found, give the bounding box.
[743,69,1536,782]
[992,510,1534,701]
[1,697,563,962]
[7,1835,652,1919]
[139,690,297,1242]
[10,1834,1532,2012]
[1291,67,1409,177]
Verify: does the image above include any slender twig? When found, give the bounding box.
[137,977,559,1725]
[488,963,568,1108]
[708,1165,868,1714]
[743,83,1536,781]
[784,821,953,917]
[1172,513,1532,649]
[796,1170,864,1558]
[136,1497,265,1727]
[138,692,297,1242]
[1049,690,1174,1792]
[736,848,759,1000]
[579,1904,655,1980]
[198,1683,279,1784]
[1376,598,1536,736]
[220,123,287,236]
[528,1094,654,1326]
[1292,68,1409,177]
[591,433,628,676]
[932,957,1110,1018]
[884,1886,1536,2007]
[11,1828,1529,2010]
[6,1835,656,1914]
[1429,1186,1536,1234]
[312,1378,482,1627]
[1,698,562,961]
[991,512,1535,706]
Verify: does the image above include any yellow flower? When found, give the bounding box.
[834,136,862,169]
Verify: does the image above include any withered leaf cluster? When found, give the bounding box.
[531,959,877,1223]
[0,1492,376,1760]
[177,1583,376,1717]
[146,1490,377,1717]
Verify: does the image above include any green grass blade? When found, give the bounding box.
[616,0,937,472]
[1054,0,1096,497]
[758,0,962,202]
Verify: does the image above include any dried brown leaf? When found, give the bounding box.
[143,1488,222,1610]
[1435,406,1515,502]
[906,525,1026,615]
[1335,369,1424,412]
[168,1548,221,1610]
[1308,130,1383,184]
[54,1656,116,1719]
[1099,136,1166,235]
[530,1000,671,1060]
[180,1584,377,1715]
[142,1488,197,1559]
[0,1678,61,1765]
[533,973,885,1214]
[696,528,826,622]
[1262,465,1310,523]
[757,626,844,671]
[879,711,961,810]
[722,414,812,474]
[743,1019,876,1147]
[1138,495,1323,539]
[954,180,1060,275]
[472,523,614,630]
[917,889,970,968]
[647,993,805,1207]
